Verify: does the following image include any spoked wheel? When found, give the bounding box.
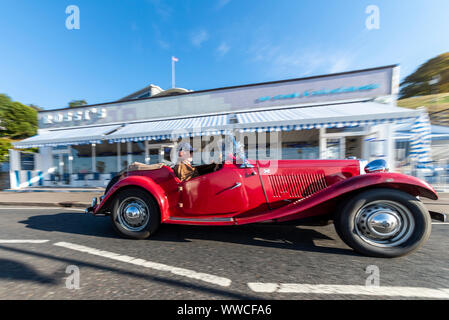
[111,188,160,239]
[335,188,431,258]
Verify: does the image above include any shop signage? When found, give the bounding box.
[256,83,380,103]
[38,66,398,129]
[42,107,107,124]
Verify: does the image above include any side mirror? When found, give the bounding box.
[365,159,388,173]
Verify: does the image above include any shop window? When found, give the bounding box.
[163,147,174,162]
[345,136,363,159]
[325,139,341,159]
[95,142,119,174]
[395,141,410,163]
[369,139,386,157]
[148,148,160,164]
[72,145,93,174]
[129,142,145,164]
[118,142,127,169]
[281,130,319,160]
[20,152,35,170]
[282,141,319,159]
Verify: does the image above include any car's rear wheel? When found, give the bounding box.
[110,188,160,239]
[334,188,431,258]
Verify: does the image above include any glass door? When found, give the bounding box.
[325,138,343,159]
[345,136,363,159]
[52,152,71,185]
[61,154,70,184]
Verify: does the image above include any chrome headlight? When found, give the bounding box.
[365,159,388,174]
[91,197,98,207]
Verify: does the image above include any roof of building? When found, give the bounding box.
[39,64,399,113]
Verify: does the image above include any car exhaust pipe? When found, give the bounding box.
[429,211,448,222]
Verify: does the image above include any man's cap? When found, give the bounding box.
[177,142,195,152]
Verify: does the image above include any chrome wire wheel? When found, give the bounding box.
[354,200,415,248]
[117,197,150,232]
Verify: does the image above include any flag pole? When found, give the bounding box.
[171,56,175,88]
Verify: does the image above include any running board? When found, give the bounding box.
[164,217,236,225]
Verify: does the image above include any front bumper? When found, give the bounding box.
[85,197,98,214]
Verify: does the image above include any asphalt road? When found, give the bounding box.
[0,205,448,300]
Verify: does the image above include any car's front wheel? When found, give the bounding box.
[334,188,431,258]
[110,188,160,239]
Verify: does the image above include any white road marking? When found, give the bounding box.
[53,241,232,287]
[247,283,449,298]
[0,206,85,211]
[0,240,50,244]
[432,222,449,225]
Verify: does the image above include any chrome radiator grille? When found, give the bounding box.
[268,173,328,198]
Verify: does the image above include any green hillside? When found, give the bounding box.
[397,93,449,113]
[397,93,449,125]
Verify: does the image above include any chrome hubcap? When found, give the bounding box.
[355,200,415,247]
[117,198,149,232]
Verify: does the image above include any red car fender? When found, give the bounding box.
[235,172,438,225]
[93,175,170,220]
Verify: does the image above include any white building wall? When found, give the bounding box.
[368,123,395,171]
[9,149,46,189]
[8,149,20,189]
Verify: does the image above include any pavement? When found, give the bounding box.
[0,206,448,300]
[0,190,103,208]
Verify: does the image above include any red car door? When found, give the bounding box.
[179,163,249,215]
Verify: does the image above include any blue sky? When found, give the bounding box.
[0,0,448,110]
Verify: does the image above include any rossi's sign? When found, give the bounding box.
[42,107,107,124]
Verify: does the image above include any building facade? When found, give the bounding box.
[10,65,422,189]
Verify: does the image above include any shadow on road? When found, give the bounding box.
[0,258,58,285]
[19,212,356,256]
[19,212,118,239]
[152,223,357,257]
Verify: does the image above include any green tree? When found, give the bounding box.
[68,99,87,107]
[0,94,37,139]
[400,52,449,99]
[0,138,12,162]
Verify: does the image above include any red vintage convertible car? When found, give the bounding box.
[86,142,439,258]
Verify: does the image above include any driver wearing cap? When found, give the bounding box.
[173,142,200,182]
[174,142,223,182]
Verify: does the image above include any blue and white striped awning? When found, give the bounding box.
[409,107,432,165]
[395,120,449,141]
[13,124,121,148]
[13,101,421,148]
[107,114,230,143]
[235,101,420,133]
